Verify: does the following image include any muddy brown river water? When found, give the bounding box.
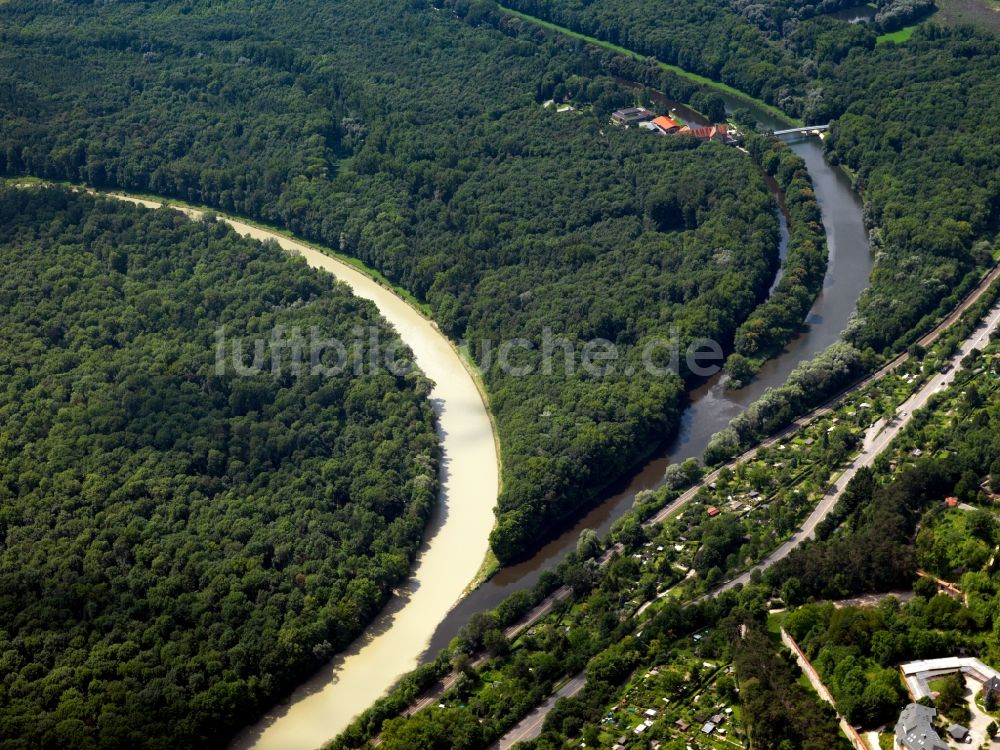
[110,92,872,750]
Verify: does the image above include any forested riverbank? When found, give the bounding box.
[0,187,440,748]
[335,246,999,750]
[434,0,999,467]
[488,0,999,355]
[3,0,999,745]
[481,0,999,467]
[0,0,797,565]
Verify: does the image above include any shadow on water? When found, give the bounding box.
[229,399,455,749]
[825,4,877,23]
[424,102,873,657]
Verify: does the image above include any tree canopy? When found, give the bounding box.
[0,0,789,562]
[0,187,439,749]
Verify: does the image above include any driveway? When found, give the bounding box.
[963,674,1000,748]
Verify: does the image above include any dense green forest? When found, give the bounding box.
[1,0,996,564]
[0,0,789,562]
[2,0,1000,745]
[495,0,810,110]
[0,187,439,748]
[821,30,1000,352]
[488,0,999,465]
[733,628,850,749]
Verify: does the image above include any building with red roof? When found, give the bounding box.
[651,115,681,133]
[677,124,731,143]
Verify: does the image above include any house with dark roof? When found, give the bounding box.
[894,703,948,750]
[983,675,1000,701]
[947,724,969,741]
[611,107,655,126]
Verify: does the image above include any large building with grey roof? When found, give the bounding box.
[894,703,948,750]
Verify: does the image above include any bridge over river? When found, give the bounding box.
[773,124,830,137]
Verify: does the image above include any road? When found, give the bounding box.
[493,674,588,750]
[487,293,1000,749]
[960,674,1000,748]
[715,297,1000,594]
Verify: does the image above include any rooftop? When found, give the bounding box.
[901,656,1000,699]
[651,115,681,131]
[947,724,969,740]
[611,107,655,124]
[895,703,948,750]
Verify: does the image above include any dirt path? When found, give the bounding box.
[782,629,868,750]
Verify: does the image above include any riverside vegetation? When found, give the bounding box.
[332,270,1000,750]
[477,0,1000,458]
[5,0,996,560]
[2,0,999,745]
[0,187,440,748]
[0,0,802,565]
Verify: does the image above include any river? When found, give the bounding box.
[93,195,500,750]
[224,221,499,750]
[423,100,873,656]
[224,90,873,748]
